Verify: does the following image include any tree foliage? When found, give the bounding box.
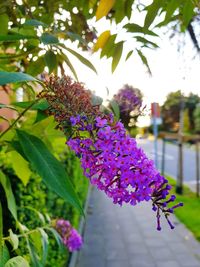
[161,90,200,132]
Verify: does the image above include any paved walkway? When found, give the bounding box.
[77,187,200,267]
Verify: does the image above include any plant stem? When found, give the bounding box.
[0,99,40,139]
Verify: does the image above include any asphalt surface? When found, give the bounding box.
[137,138,199,184]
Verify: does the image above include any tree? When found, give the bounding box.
[194,104,200,133]
[161,90,184,132]
[185,93,200,131]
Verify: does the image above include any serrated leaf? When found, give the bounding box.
[93,30,110,52]
[44,51,57,73]
[110,99,120,120]
[112,41,123,72]
[40,33,59,45]
[8,229,19,251]
[0,71,36,85]
[0,14,9,35]
[0,245,10,267]
[63,46,97,74]
[23,19,48,27]
[136,49,152,75]
[144,0,162,29]
[125,50,133,61]
[0,171,17,221]
[96,0,116,21]
[8,151,32,186]
[5,256,30,267]
[16,130,83,214]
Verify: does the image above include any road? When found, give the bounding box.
[137,138,199,185]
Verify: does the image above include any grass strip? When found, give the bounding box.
[167,176,200,241]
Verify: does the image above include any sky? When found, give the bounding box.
[63,6,200,125]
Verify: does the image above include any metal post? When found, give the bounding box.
[161,138,166,175]
[176,138,183,194]
[196,141,200,197]
[153,104,158,168]
[176,95,184,194]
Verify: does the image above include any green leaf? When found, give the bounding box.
[5,256,30,267]
[8,151,32,186]
[182,0,195,29]
[100,34,117,59]
[144,0,162,29]
[8,229,19,251]
[44,50,57,73]
[66,32,87,46]
[164,0,181,22]
[91,95,103,106]
[46,227,62,250]
[0,245,10,267]
[34,110,48,124]
[40,33,59,45]
[109,99,120,120]
[125,50,133,61]
[0,171,17,221]
[23,19,48,28]
[0,34,37,42]
[26,237,42,267]
[136,49,152,75]
[12,99,49,110]
[61,45,97,74]
[125,0,134,19]
[93,30,111,52]
[60,53,78,81]
[26,57,45,76]
[0,202,2,261]
[0,103,17,111]
[24,207,45,224]
[38,228,48,265]
[0,71,36,85]
[135,36,159,48]
[16,130,83,214]
[112,41,123,72]
[96,0,116,21]
[124,23,158,36]
[0,14,9,35]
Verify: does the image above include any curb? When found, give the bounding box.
[68,185,92,267]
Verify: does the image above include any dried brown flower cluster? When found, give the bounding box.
[38,75,99,133]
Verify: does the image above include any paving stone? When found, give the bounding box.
[77,188,200,267]
[156,260,180,267]
[106,260,131,267]
[175,253,200,266]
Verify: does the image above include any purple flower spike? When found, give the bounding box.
[55,219,83,252]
